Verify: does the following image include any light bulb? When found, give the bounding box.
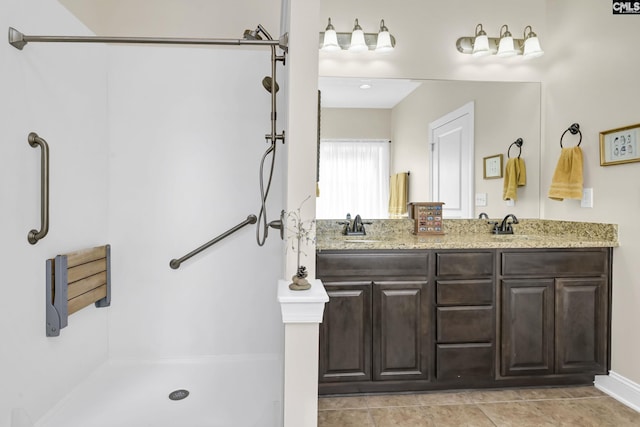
[349,19,368,53]
[375,20,394,53]
[523,34,544,58]
[320,18,340,52]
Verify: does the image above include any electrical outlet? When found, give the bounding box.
[475,193,487,206]
[581,188,593,208]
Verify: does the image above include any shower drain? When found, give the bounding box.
[168,389,190,401]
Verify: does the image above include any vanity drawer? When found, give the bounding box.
[436,343,493,380]
[501,249,609,277]
[436,251,494,277]
[436,306,493,343]
[436,280,493,305]
[317,252,429,279]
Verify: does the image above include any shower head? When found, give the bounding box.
[243,24,274,41]
[262,76,279,94]
[243,28,262,40]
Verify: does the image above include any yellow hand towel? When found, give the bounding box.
[516,157,526,186]
[503,158,527,201]
[388,173,409,217]
[548,146,583,201]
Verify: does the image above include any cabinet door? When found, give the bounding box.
[555,278,608,374]
[319,282,371,383]
[373,281,430,381]
[501,279,554,376]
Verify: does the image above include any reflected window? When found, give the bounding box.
[316,139,390,219]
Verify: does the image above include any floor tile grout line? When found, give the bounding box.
[476,404,502,427]
[367,407,376,427]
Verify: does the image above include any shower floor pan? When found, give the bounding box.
[35,355,282,427]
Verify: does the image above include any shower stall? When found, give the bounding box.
[1,0,307,425]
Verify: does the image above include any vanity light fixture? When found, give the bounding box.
[375,20,394,53]
[319,17,396,53]
[457,23,544,58]
[522,25,544,58]
[349,19,367,52]
[497,25,517,57]
[320,18,340,52]
[472,24,490,57]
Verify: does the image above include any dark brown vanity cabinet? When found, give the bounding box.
[499,249,611,378]
[434,251,495,382]
[317,247,612,394]
[319,281,372,383]
[373,280,429,381]
[317,251,430,393]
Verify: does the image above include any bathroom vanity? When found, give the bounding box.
[315,219,617,395]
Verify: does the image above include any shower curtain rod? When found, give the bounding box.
[8,27,288,51]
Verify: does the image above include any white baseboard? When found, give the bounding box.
[595,371,640,412]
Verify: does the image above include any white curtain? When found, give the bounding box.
[316,139,390,219]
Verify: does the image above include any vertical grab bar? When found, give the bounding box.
[27,132,49,244]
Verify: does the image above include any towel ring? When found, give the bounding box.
[560,123,582,147]
[507,138,523,158]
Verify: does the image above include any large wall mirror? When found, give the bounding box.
[317,77,541,220]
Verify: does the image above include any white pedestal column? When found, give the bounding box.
[277,279,328,427]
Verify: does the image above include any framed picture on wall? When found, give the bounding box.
[600,123,640,166]
[483,154,503,179]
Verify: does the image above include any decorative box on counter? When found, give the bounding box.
[408,202,444,235]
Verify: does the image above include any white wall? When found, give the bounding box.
[543,0,640,385]
[106,45,285,360]
[284,0,321,279]
[0,1,109,425]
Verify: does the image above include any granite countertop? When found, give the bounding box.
[316,219,619,251]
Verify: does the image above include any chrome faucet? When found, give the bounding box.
[490,214,519,234]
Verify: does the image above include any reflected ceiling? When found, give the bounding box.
[319,77,422,109]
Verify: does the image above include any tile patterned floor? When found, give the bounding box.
[318,386,640,426]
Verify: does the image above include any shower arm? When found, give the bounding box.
[8,27,289,52]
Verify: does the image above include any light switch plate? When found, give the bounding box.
[475,193,487,206]
[581,188,593,208]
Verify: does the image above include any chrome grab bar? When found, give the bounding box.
[27,132,49,245]
[170,215,258,269]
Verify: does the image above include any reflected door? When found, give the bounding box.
[429,102,474,218]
